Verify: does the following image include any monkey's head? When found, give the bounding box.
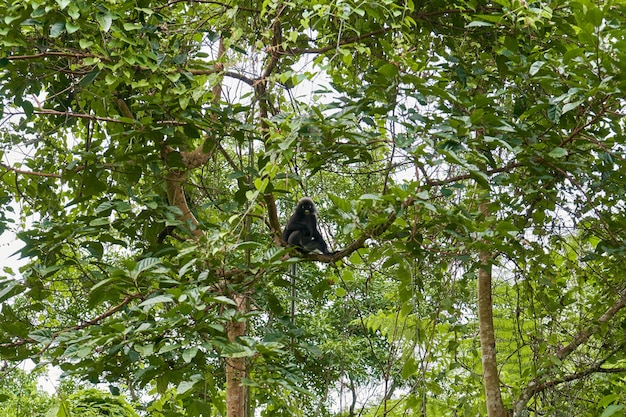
[296,197,317,216]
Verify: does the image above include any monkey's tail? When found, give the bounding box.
[290,263,296,325]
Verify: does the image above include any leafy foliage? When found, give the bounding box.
[48,388,139,417]
[0,366,52,417]
[1,0,626,416]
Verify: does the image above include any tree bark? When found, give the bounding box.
[477,201,509,417]
[226,294,248,417]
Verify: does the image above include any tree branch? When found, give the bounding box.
[294,28,391,55]
[0,163,61,178]
[424,161,524,187]
[263,193,283,246]
[556,289,626,361]
[0,293,141,351]
[33,109,131,124]
[513,288,626,416]
[303,197,415,263]
[158,0,259,13]
[7,51,104,61]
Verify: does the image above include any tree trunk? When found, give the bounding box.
[226,294,248,417]
[477,202,509,417]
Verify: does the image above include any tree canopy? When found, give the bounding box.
[1,0,626,416]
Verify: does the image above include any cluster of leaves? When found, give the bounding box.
[1,0,626,415]
[0,366,52,416]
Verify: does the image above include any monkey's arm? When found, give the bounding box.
[309,218,330,254]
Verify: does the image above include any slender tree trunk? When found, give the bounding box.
[348,377,357,417]
[477,201,509,417]
[226,294,248,417]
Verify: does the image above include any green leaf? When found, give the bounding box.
[599,394,621,409]
[159,344,180,354]
[89,217,110,227]
[378,63,398,78]
[0,279,25,303]
[89,277,117,293]
[335,287,346,297]
[28,329,52,344]
[563,47,584,64]
[341,53,354,66]
[82,241,104,259]
[548,147,568,158]
[50,22,66,38]
[466,20,493,27]
[138,294,174,307]
[5,14,22,25]
[360,193,382,200]
[469,169,490,188]
[65,21,80,34]
[401,356,418,378]
[529,61,545,76]
[208,296,237,306]
[96,12,112,32]
[123,22,143,31]
[134,257,161,274]
[78,70,100,87]
[562,100,583,114]
[75,345,92,358]
[56,0,71,9]
[21,100,34,118]
[45,405,62,417]
[79,38,94,49]
[548,103,562,123]
[135,343,154,356]
[600,405,624,417]
[183,347,198,363]
[114,200,132,212]
[177,379,199,396]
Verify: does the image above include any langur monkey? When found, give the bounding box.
[282,197,330,255]
[283,197,331,326]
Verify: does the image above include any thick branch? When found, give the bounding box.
[263,193,282,246]
[7,51,104,61]
[302,197,414,263]
[159,40,226,240]
[521,364,626,398]
[477,200,508,417]
[513,288,626,416]
[0,163,62,178]
[162,168,205,238]
[557,288,626,361]
[262,14,284,80]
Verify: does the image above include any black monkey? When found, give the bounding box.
[283,197,331,328]
[283,197,331,255]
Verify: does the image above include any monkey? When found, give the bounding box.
[282,197,331,255]
[282,197,332,330]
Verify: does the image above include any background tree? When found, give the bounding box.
[48,388,139,417]
[1,0,626,416]
[0,365,52,416]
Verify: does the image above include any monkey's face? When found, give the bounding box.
[298,202,314,215]
[295,198,317,216]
